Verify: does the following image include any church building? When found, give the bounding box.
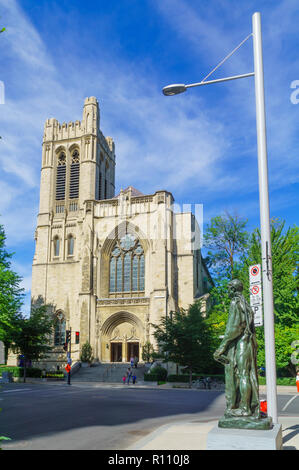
[30,97,213,369]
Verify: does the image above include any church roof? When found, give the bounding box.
[114,186,144,198]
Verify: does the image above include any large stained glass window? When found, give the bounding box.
[109,234,145,293]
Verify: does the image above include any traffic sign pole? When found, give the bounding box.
[249,264,263,327]
[252,12,278,424]
[67,328,71,385]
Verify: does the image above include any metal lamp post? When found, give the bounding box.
[163,12,278,424]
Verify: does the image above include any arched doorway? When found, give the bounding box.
[101,311,144,363]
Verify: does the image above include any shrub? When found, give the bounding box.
[142,341,155,362]
[149,366,167,380]
[80,342,93,363]
[0,366,42,378]
[144,374,158,382]
[144,365,168,382]
[167,373,225,383]
[258,376,296,386]
[46,372,64,379]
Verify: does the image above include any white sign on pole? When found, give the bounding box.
[249,264,261,283]
[249,264,263,326]
[251,304,263,327]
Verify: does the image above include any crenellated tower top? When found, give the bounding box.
[43,97,115,160]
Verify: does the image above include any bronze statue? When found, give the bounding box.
[214,279,272,429]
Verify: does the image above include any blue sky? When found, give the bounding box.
[0,0,298,314]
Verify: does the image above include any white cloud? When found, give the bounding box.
[0,0,297,256]
[0,0,242,249]
[153,0,299,196]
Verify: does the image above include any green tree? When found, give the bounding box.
[205,280,230,354]
[11,305,54,382]
[142,341,155,363]
[0,222,24,361]
[80,341,93,364]
[152,302,214,387]
[204,212,248,280]
[239,220,299,326]
[206,216,299,377]
[238,219,299,375]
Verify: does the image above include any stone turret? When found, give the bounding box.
[82,96,99,135]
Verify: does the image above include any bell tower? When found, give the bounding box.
[31,98,116,364]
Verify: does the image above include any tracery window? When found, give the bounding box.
[109,234,145,293]
[54,311,66,346]
[56,153,66,200]
[69,150,80,199]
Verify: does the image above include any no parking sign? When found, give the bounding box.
[249,264,263,327]
[250,264,261,283]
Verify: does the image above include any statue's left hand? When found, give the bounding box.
[214,349,229,365]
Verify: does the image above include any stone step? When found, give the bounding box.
[72,363,146,383]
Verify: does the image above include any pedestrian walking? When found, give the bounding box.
[132,374,136,385]
[134,356,138,369]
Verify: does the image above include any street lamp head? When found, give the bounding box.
[162,84,187,96]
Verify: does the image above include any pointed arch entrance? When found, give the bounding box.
[101,311,144,362]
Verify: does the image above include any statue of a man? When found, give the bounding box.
[214,279,261,423]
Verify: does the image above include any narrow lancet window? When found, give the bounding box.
[68,235,74,256]
[56,153,66,200]
[69,150,80,199]
[54,236,60,257]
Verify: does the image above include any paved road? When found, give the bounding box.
[0,382,298,450]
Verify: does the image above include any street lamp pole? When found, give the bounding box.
[162,12,278,424]
[252,12,277,424]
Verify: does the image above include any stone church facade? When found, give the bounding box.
[29,97,213,369]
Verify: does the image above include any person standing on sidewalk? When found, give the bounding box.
[127,366,132,384]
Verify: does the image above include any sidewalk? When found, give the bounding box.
[128,416,299,450]
[14,377,297,396]
[126,385,298,451]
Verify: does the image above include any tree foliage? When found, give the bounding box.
[204,211,248,280]
[11,305,54,382]
[0,222,24,359]
[152,302,214,387]
[142,341,155,363]
[80,341,93,364]
[239,219,299,327]
[206,215,299,377]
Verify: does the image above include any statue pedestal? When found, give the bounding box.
[207,423,283,450]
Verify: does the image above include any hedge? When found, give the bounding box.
[144,366,168,381]
[167,373,225,383]
[0,367,63,379]
[258,376,296,386]
[144,372,295,386]
[0,366,43,378]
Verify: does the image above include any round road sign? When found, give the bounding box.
[251,265,260,276]
[251,285,260,295]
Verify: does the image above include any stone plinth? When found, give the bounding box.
[207,423,283,450]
